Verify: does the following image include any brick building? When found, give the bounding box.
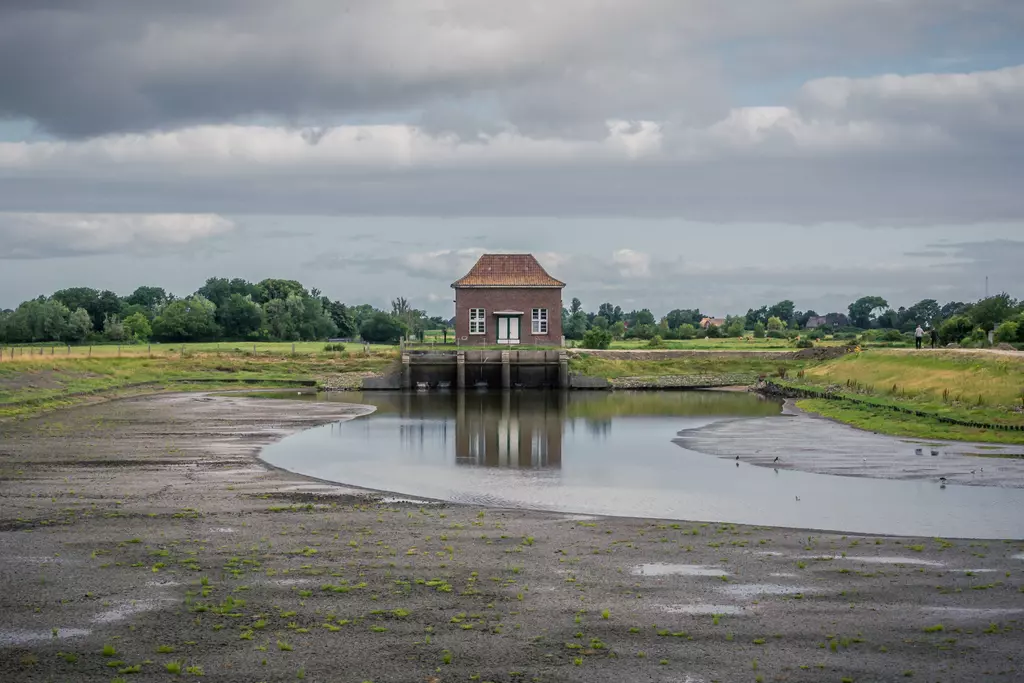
[452,254,565,346]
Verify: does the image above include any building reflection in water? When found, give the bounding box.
[455,391,566,469]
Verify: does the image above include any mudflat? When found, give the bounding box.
[1,394,1022,682]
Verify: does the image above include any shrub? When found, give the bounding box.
[646,335,666,349]
[581,328,613,350]
[766,330,787,339]
[795,339,814,349]
[359,313,406,344]
[882,329,904,342]
[994,321,1020,344]
[704,324,721,338]
[323,343,346,352]
[752,322,766,339]
[939,315,973,345]
[677,323,696,340]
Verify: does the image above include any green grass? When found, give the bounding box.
[803,349,1024,410]
[0,352,396,418]
[797,400,1024,445]
[568,353,805,381]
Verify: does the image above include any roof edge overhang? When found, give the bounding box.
[451,283,566,289]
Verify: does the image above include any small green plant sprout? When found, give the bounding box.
[165,661,182,675]
[102,644,118,657]
[601,609,610,620]
[278,641,294,652]
[58,652,79,664]
[296,667,306,679]
[923,624,945,633]
[157,645,175,654]
[442,651,452,665]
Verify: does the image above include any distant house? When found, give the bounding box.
[451,254,565,346]
[805,315,829,330]
[699,317,727,330]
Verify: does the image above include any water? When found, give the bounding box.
[259,391,1024,539]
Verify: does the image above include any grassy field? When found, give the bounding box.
[0,340,400,360]
[568,353,806,380]
[796,399,1024,444]
[0,352,396,418]
[790,349,1024,442]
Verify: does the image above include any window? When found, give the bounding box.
[532,308,548,335]
[469,308,486,335]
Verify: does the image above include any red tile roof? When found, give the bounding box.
[452,253,565,288]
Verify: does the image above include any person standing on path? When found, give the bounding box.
[915,324,924,349]
[930,327,939,349]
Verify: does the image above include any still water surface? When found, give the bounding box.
[260,391,1024,538]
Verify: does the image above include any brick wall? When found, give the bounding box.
[454,287,563,346]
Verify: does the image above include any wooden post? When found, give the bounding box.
[148,344,152,357]
[253,344,257,356]
[51,345,54,355]
[292,343,295,354]
[89,346,92,357]
[118,345,121,357]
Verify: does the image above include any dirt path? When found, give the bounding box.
[1,394,1022,682]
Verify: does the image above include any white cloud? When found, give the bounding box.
[0,213,235,259]
[611,249,652,278]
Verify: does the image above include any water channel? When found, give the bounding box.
[259,391,1024,539]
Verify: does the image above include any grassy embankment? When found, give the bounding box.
[0,350,396,419]
[789,350,1024,444]
[569,353,807,384]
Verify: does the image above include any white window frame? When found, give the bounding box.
[469,308,486,335]
[532,308,548,335]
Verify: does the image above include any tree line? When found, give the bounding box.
[561,293,1024,348]
[0,279,448,345]
[2,278,1021,349]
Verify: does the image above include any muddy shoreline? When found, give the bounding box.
[1,393,1022,682]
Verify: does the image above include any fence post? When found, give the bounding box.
[292,343,295,354]
[118,345,121,357]
[253,344,257,356]
[89,346,92,357]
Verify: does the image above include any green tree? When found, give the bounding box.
[563,310,589,340]
[591,315,609,331]
[766,316,785,331]
[725,319,746,337]
[570,298,583,315]
[677,323,696,339]
[848,296,889,329]
[994,321,1019,344]
[359,313,406,344]
[219,294,265,339]
[103,314,126,342]
[323,299,357,338]
[610,321,626,339]
[581,327,612,350]
[123,312,152,342]
[970,293,1016,331]
[752,322,766,338]
[64,307,93,342]
[938,315,973,345]
[665,309,704,329]
[767,300,795,325]
[256,279,307,304]
[124,285,169,311]
[151,296,220,342]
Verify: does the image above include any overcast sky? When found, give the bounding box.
[1,1,1023,317]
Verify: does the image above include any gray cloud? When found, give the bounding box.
[1,1,1021,138]
[0,212,235,259]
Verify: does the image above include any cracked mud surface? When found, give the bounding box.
[1,393,1023,682]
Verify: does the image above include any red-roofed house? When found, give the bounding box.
[452,254,565,346]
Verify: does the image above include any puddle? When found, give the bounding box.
[822,555,945,567]
[951,568,998,574]
[755,551,784,557]
[1013,553,1024,561]
[261,391,1024,538]
[380,497,440,505]
[275,579,315,586]
[145,580,182,587]
[720,584,816,598]
[657,604,746,615]
[92,599,166,625]
[921,607,1024,619]
[0,628,91,646]
[209,527,236,534]
[770,572,798,578]
[632,564,730,578]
